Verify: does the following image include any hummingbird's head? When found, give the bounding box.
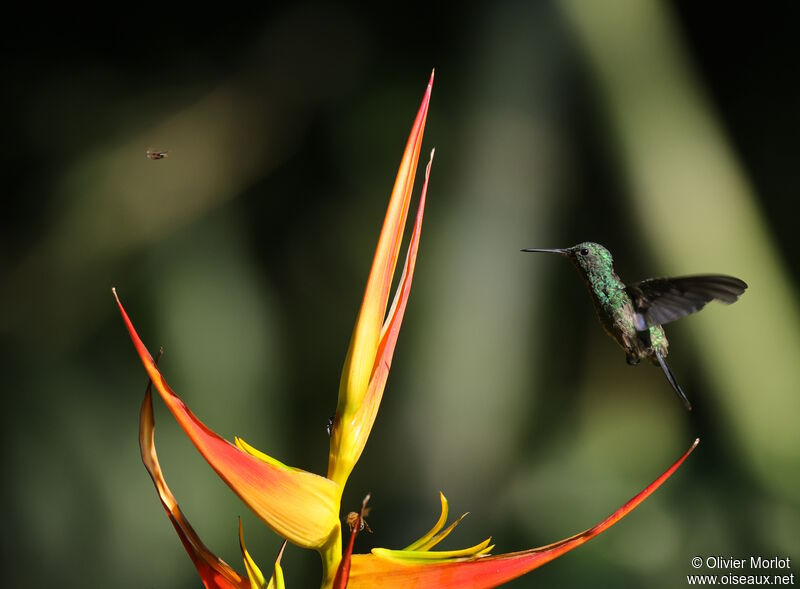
[521,241,614,276]
[565,242,613,274]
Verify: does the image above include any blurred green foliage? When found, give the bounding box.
[2,2,799,587]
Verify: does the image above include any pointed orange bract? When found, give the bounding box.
[339,71,432,409]
[328,71,435,489]
[140,377,248,589]
[334,149,434,485]
[345,439,699,588]
[118,289,341,550]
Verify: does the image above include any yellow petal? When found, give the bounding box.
[235,437,301,472]
[418,512,469,552]
[267,558,285,589]
[372,537,494,563]
[239,521,286,589]
[403,491,449,551]
[239,519,268,589]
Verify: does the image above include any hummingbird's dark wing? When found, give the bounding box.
[627,275,747,329]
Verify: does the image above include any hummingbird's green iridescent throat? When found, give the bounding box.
[522,241,748,410]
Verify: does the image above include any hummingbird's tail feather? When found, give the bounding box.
[654,350,692,411]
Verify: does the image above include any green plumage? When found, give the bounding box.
[563,242,668,363]
[522,241,748,410]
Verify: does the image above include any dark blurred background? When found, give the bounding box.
[2,2,799,587]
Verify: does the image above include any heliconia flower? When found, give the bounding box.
[117,290,342,551]
[139,365,287,589]
[118,74,437,587]
[327,70,435,490]
[342,439,699,588]
[121,71,699,589]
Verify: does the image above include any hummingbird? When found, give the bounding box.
[521,242,747,410]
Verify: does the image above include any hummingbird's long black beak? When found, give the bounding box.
[520,248,568,255]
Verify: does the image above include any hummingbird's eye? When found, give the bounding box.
[580,248,590,256]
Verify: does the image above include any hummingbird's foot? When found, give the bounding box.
[626,354,640,366]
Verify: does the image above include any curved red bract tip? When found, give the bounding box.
[346,439,699,588]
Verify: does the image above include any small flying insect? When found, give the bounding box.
[146,148,169,160]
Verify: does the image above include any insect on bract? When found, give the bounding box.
[346,509,371,533]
